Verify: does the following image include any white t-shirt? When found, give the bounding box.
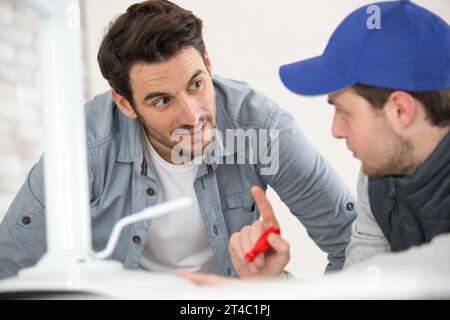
[139,130,218,274]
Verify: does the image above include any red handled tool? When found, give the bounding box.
[230,226,281,278]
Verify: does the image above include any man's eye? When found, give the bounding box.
[154,97,171,107]
[190,80,203,91]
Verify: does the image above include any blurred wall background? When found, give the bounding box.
[1,0,449,279]
[0,1,42,216]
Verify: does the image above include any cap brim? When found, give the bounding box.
[279,56,355,96]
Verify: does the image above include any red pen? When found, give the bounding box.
[230,226,281,277]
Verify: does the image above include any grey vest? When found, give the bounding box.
[368,131,450,252]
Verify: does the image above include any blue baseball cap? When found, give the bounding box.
[279,0,450,95]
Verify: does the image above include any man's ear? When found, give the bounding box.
[385,91,417,129]
[111,89,138,119]
[203,50,213,76]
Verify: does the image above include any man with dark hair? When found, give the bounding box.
[0,0,356,279]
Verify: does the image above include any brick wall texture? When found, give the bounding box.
[0,0,42,221]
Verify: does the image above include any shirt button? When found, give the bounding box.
[132,236,141,244]
[146,188,155,196]
[346,202,355,211]
[213,225,218,236]
[22,216,31,225]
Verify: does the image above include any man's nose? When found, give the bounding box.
[331,114,346,139]
[178,96,200,125]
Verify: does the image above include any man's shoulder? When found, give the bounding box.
[84,91,119,146]
[213,75,281,130]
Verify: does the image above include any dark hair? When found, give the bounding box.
[97,0,205,106]
[353,84,450,127]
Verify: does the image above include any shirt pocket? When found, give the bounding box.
[12,209,46,257]
[15,210,39,230]
[220,192,260,236]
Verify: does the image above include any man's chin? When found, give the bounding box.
[173,140,212,160]
[361,161,391,177]
[360,157,379,176]
[361,164,377,177]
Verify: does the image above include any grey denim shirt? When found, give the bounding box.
[0,76,356,279]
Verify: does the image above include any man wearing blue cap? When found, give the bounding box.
[279,0,450,268]
[182,0,450,283]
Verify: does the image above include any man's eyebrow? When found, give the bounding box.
[143,91,170,102]
[142,70,205,103]
[188,69,204,85]
[327,97,334,105]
